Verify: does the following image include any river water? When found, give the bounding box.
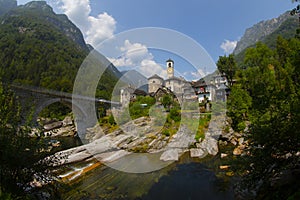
[55,150,236,200]
[140,156,235,200]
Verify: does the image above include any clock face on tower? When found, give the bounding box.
[167,59,174,78]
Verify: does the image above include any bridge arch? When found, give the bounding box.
[34,98,88,127]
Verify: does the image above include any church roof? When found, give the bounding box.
[133,89,148,96]
[191,79,207,87]
[165,76,185,82]
[191,78,215,87]
[148,74,164,80]
[152,87,175,98]
[166,58,174,63]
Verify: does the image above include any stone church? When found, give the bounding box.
[148,59,196,103]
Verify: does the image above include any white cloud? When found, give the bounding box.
[108,40,166,78]
[86,13,116,46]
[183,68,207,80]
[220,40,237,54]
[54,0,116,46]
[140,59,167,78]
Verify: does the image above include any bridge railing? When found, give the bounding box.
[10,83,121,106]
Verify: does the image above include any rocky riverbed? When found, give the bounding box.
[30,112,255,199]
[35,111,248,169]
[30,116,77,138]
[42,113,230,170]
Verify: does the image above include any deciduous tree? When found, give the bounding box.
[216,54,238,87]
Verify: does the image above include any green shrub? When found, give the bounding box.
[108,114,116,125]
[237,122,246,132]
[129,96,156,119]
[169,107,181,122]
[162,129,170,136]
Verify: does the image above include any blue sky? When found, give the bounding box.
[18,0,297,80]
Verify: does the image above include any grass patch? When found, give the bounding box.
[195,113,211,142]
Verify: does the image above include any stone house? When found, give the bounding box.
[191,71,229,102]
[120,86,147,107]
[148,59,197,104]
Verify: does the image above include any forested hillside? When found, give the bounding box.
[0,1,120,99]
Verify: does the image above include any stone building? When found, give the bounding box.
[191,71,229,102]
[120,58,230,107]
[148,59,197,103]
[148,74,164,94]
[120,86,147,107]
[192,79,215,102]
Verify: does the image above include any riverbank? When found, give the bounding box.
[32,112,248,199]
[41,113,227,171]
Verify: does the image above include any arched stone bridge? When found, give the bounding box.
[11,84,120,137]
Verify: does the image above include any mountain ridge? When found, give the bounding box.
[234,11,298,55]
[0,0,17,16]
[5,1,90,52]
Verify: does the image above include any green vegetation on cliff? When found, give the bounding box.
[234,12,299,64]
[0,2,121,119]
[0,1,119,98]
[221,35,300,198]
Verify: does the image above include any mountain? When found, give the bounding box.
[7,1,89,51]
[121,70,148,92]
[234,11,298,56]
[0,1,120,99]
[0,0,17,16]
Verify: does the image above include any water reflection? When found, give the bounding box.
[60,153,234,200]
[140,161,234,200]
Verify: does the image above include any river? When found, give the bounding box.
[50,142,236,200]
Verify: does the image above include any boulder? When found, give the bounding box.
[30,127,41,137]
[96,150,131,163]
[230,139,238,146]
[196,142,202,148]
[160,149,179,161]
[50,140,61,147]
[238,137,245,145]
[205,138,219,156]
[43,121,63,131]
[126,137,146,149]
[166,125,195,149]
[62,116,73,126]
[221,153,228,158]
[190,148,207,158]
[66,151,92,164]
[55,126,76,137]
[220,165,230,170]
[44,125,76,137]
[234,132,242,138]
[85,124,105,142]
[233,147,242,156]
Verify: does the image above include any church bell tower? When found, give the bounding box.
[166,58,174,78]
